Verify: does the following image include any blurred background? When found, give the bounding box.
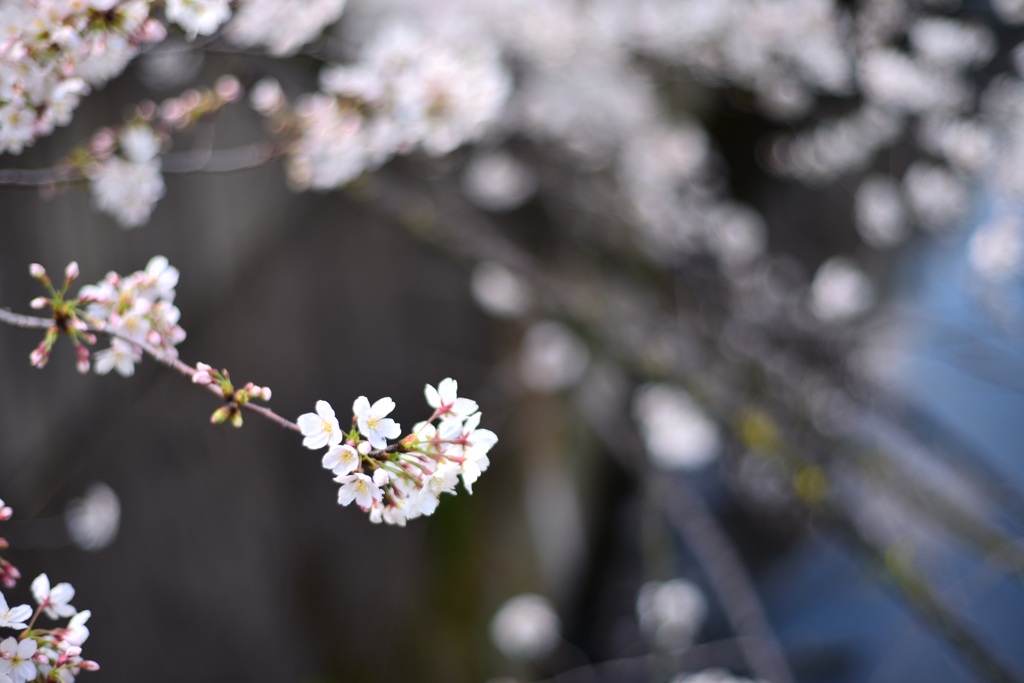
[3,0,1024,682]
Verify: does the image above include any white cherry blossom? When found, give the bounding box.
[297,401,344,450]
[425,378,479,419]
[0,593,30,630]
[353,396,401,450]
[0,637,37,683]
[336,473,383,509]
[322,444,360,476]
[31,574,76,620]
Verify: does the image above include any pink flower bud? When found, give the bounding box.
[81,660,100,672]
[29,263,46,279]
[76,346,90,374]
[357,441,372,455]
[29,297,49,309]
[196,362,214,373]
[215,75,242,102]
[142,18,166,42]
[192,371,213,385]
[373,469,390,486]
[30,344,49,369]
[0,505,11,522]
[260,387,272,401]
[65,261,79,281]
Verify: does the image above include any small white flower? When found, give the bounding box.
[321,444,359,476]
[353,396,401,450]
[0,593,31,630]
[424,378,478,418]
[0,637,37,682]
[65,610,92,646]
[92,339,142,378]
[297,400,343,450]
[30,574,76,619]
[336,473,383,509]
[414,463,460,516]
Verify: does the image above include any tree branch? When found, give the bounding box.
[0,307,300,433]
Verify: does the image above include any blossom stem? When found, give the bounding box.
[0,307,301,433]
[20,603,44,637]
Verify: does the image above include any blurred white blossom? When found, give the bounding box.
[463,151,537,212]
[636,578,707,649]
[969,213,1024,282]
[810,258,875,323]
[470,262,532,318]
[519,321,589,393]
[490,593,561,661]
[65,483,121,551]
[633,384,720,470]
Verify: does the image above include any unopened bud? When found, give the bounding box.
[0,539,8,550]
[29,297,49,310]
[215,75,242,102]
[29,263,46,280]
[210,405,231,424]
[230,410,243,428]
[81,661,100,672]
[196,362,214,373]
[373,469,390,486]
[192,370,213,385]
[357,441,372,455]
[75,345,90,374]
[0,505,10,522]
[30,344,49,369]
[65,261,79,281]
[260,386,272,401]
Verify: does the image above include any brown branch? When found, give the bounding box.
[0,307,300,433]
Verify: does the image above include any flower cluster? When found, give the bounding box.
[76,256,184,376]
[274,23,511,190]
[0,1,165,155]
[26,257,183,376]
[298,378,497,525]
[0,504,98,683]
[87,123,165,229]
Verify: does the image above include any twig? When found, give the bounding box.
[0,142,282,188]
[0,307,300,433]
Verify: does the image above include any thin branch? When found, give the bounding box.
[0,307,300,433]
[161,141,282,174]
[0,166,78,187]
[0,142,282,188]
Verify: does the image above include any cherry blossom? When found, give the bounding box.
[297,401,343,450]
[353,396,401,450]
[31,574,77,620]
[0,593,30,630]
